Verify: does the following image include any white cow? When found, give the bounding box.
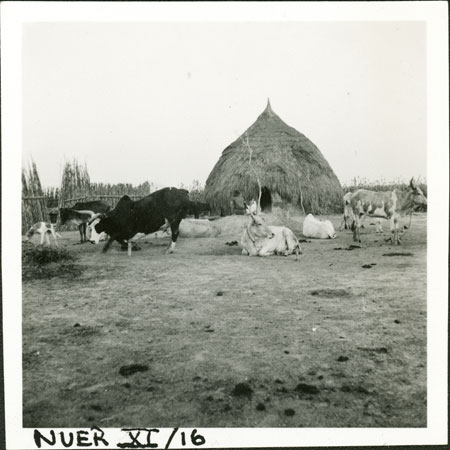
[350,178,427,244]
[178,219,221,238]
[24,222,62,246]
[241,211,301,258]
[302,214,336,239]
[158,219,221,238]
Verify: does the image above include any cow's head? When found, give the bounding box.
[325,221,336,239]
[87,213,108,240]
[88,195,134,241]
[88,217,108,244]
[409,178,427,207]
[245,204,274,239]
[59,208,71,225]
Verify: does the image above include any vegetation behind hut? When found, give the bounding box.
[179,179,206,203]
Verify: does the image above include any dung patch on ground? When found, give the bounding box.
[382,252,414,257]
[231,382,253,398]
[294,383,320,394]
[357,347,388,354]
[341,384,370,394]
[310,289,351,298]
[119,364,149,377]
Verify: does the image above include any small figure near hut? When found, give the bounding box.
[230,190,246,215]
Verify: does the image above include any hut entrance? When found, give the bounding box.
[260,187,272,212]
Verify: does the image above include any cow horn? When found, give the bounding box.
[244,202,253,217]
[410,177,416,189]
[88,213,105,225]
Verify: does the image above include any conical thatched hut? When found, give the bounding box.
[204,100,343,215]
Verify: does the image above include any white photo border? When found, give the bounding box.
[1,1,448,448]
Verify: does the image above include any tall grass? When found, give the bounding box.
[22,243,84,280]
[179,179,206,203]
[89,181,155,203]
[22,161,47,233]
[59,159,91,207]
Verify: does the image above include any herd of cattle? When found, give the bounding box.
[24,178,427,256]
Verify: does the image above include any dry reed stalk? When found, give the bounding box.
[59,159,91,208]
[22,161,47,234]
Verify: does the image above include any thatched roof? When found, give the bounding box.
[204,100,343,215]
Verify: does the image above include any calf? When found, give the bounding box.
[350,178,427,244]
[25,222,62,246]
[89,187,190,256]
[303,214,336,239]
[339,192,354,231]
[59,200,111,243]
[241,208,302,258]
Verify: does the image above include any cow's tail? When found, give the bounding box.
[294,240,303,261]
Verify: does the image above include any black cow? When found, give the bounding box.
[187,201,211,218]
[91,187,190,255]
[59,200,111,243]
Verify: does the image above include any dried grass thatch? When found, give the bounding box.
[204,101,343,215]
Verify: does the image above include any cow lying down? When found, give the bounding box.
[241,211,302,258]
[162,219,221,238]
[303,214,336,239]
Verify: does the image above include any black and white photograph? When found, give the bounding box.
[1,2,448,448]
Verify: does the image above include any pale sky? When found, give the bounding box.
[22,21,426,188]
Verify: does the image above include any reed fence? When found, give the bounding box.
[22,163,49,234]
[60,194,145,208]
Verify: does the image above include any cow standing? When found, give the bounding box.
[90,187,190,255]
[59,200,111,243]
[339,192,383,233]
[350,178,427,244]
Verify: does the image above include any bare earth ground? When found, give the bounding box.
[22,213,427,428]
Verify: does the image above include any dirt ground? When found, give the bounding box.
[22,213,427,428]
